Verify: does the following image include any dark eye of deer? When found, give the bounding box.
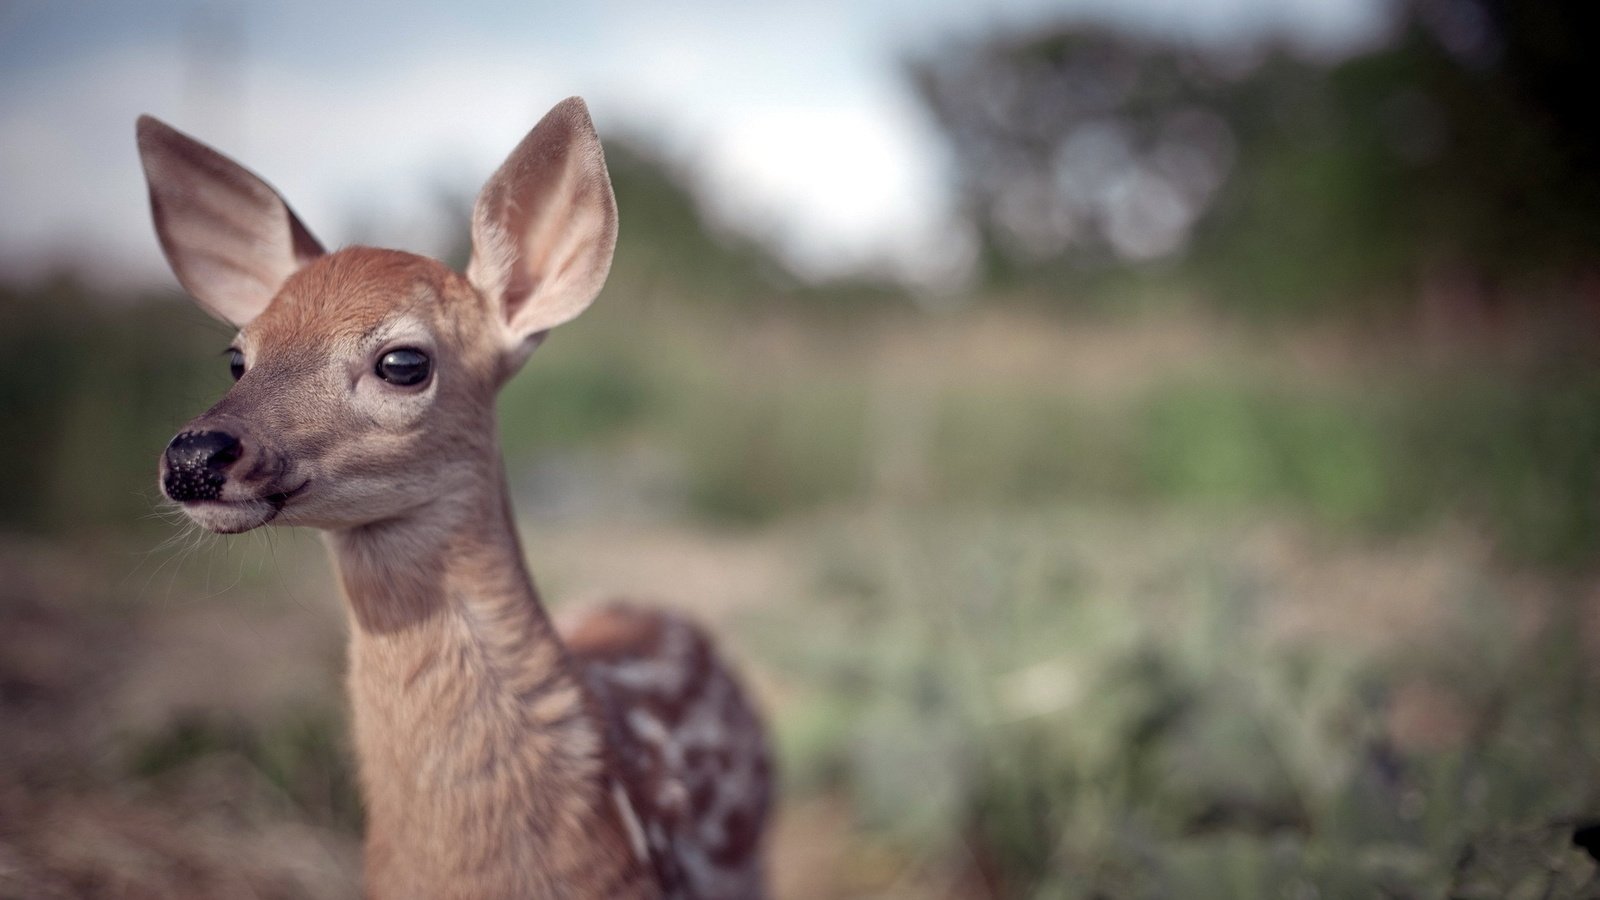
[226,348,245,381]
[377,348,431,386]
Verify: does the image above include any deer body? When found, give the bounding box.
[138,101,770,899]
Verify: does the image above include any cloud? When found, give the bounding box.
[702,95,951,277]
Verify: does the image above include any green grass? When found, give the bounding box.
[641,353,1600,567]
[497,327,656,454]
[669,375,871,524]
[760,510,1600,898]
[128,709,362,833]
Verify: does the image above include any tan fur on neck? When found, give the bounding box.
[329,424,655,899]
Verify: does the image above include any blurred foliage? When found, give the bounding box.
[1138,364,1600,567]
[764,514,1600,897]
[650,352,1600,567]
[0,276,230,535]
[910,0,1600,321]
[8,263,1600,569]
[497,327,655,456]
[129,710,362,833]
[668,374,871,525]
[603,139,797,304]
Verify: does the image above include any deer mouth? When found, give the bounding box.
[263,480,310,509]
[177,480,310,534]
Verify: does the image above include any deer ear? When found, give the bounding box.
[466,97,618,358]
[136,115,324,327]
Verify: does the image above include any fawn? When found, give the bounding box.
[139,98,772,899]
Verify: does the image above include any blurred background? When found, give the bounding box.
[3,0,1599,896]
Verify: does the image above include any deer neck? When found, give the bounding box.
[325,460,646,897]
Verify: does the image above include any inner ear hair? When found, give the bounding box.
[136,115,324,326]
[466,97,618,348]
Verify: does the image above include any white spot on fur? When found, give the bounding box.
[612,779,650,864]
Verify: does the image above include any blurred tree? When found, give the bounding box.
[909,26,1237,277]
[910,0,1600,323]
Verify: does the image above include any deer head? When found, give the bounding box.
[140,98,617,535]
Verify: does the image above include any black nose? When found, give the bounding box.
[163,430,243,501]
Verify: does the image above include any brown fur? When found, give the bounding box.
[140,100,772,899]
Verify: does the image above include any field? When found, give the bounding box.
[3,287,1597,898]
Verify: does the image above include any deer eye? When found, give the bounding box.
[226,348,245,381]
[376,348,431,387]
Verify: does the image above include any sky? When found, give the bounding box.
[0,0,1390,289]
